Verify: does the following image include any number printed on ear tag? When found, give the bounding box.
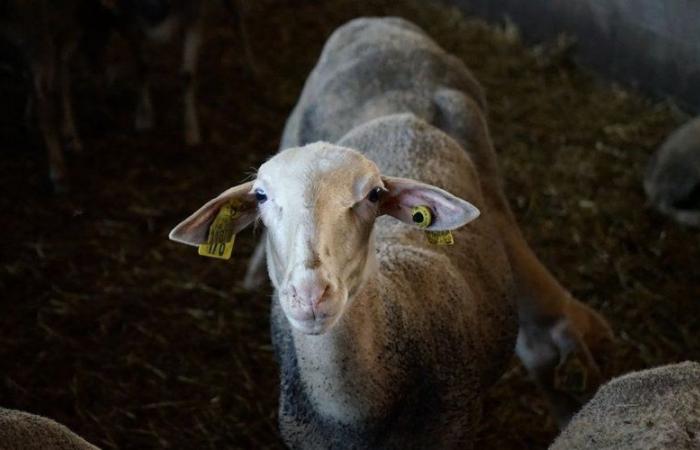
[198,203,239,260]
[411,205,455,246]
[426,230,454,246]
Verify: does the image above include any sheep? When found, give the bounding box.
[0,0,85,192]
[0,407,99,450]
[97,0,216,145]
[169,17,613,447]
[550,361,700,450]
[1,0,247,191]
[645,116,700,226]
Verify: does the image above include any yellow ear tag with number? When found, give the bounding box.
[411,205,454,246]
[198,203,239,260]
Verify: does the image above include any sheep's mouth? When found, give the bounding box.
[287,315,338,335]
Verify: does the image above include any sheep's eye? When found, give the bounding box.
[254,188,268,203]
[368,187,384,203]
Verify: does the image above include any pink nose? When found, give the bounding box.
[292,280,329,311]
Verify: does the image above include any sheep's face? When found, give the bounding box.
[169,142,480,336]
[255,144,383,335]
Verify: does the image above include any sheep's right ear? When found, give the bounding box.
[169,181,257,246]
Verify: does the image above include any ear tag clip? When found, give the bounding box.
[198,203,240,260]
[411,205,454,246]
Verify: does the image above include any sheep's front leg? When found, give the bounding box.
[32,56,68,192]
[181,19,202,145]
[243,233,268,290]
[58,43,82,153]
[130,36,154,132]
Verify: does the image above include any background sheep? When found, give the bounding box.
[0,0,246,191]
[98,0,217,146]
[550,361,700,450]
[645,117,700,226]
[170,17,612,447]
[0,0,84,191]
[0,408,99,450]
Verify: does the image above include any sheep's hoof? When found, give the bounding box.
[554,352,588,393]
[64,136,84,154]
[185,127,201,146]
[134,109,154,132]
[49,175,70,195]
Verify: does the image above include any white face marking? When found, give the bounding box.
[256,143,382,335]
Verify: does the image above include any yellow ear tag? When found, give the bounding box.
[197,203,239,260]
[411,205,454,246]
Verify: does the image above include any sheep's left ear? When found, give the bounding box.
[169,181,257,246]
[380,176,480,230]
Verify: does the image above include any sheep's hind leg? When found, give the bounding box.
[129,36,154,132]
[504,225,614,426]
[181,17,202,146]
[59,44,82,153]
[33,57,68,193]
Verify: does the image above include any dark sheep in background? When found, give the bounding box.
[645,116,700,226]
[0,0,247,191]
[0,0,85,191]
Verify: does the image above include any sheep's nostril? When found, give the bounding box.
[312,286,329,308]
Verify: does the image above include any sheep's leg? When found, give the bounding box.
[130,36,154,131]
[181,18,202,145]
[431,89,613,420]
[243,232,268,290]
[32,54,68,192]
[58,43,82,153]
[229,0,260,78]
[504,223,614,426]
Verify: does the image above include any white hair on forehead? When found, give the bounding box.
[258,143,381,208]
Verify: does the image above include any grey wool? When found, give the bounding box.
[0,408,98,450]
[645,116,700,226]
[550,361,700,450]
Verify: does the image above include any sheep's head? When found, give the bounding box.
[170,142,479,334]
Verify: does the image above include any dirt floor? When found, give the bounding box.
[1,0,699,448]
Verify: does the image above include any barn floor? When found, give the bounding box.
[1,0,699,448]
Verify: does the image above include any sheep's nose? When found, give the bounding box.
[293,279,329,311]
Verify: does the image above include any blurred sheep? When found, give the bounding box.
[551,361,700,450]
[645,117,700,226]
[0,0,248,191]
[0,407,99,450]
[99,0,214,145]
[0,0,85,192]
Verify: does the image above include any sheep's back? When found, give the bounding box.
[0,408,99,450]
[551,361,700,450]
[281,17,485,151]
